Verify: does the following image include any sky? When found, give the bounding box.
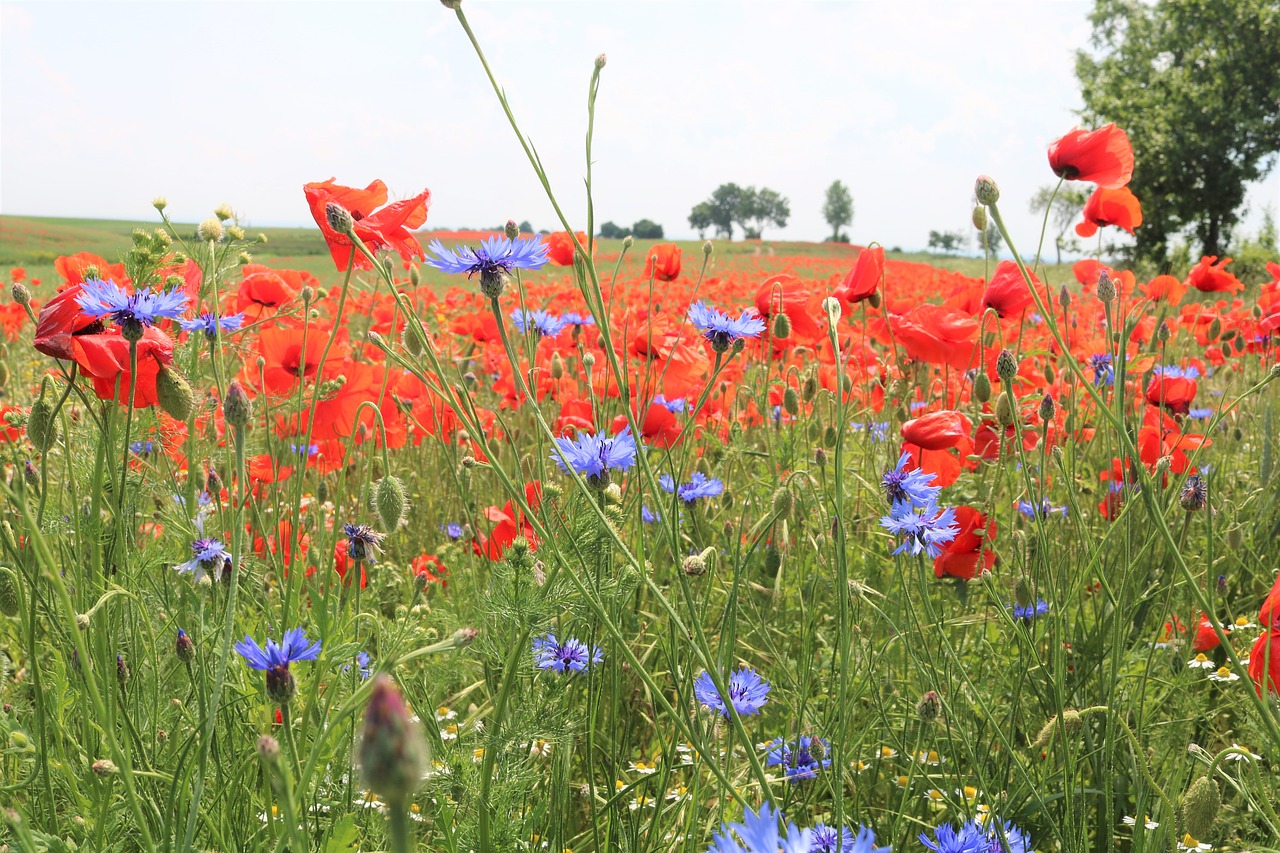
[2,1,1277,254]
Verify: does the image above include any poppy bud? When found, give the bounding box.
[916,690,942,723]
[550,353,564,379]
[1181,775,1219,839]
[971,206,988,230]
[0,566,19,617]
[452,627,479,647]
[197,218,224,243]
[1032,709,1082,750]
[996,349,1018,384]
[995,392,1015,428]
[325,202,354,235]
[867,291,881,308]
[372,475,409,532]
[223,382,252,428]
[974,175,1000,206]
[1038,394,1056,422]
[1207,318,1221,340]
[1096,270,1116,303]
[0,361,8,391]
[27,379,57,452]
[772,486,793,520]
[1043,363,1055,384]
[1014,577,1035,608]
[782,387,799,416]
[973,372,992,403]
[359,675,430,805]
[1226,526,1243,551]
[156,367,195,421]
[801,371,818,402]
[257,735,282,763]
[772,313,791,339]
[11,282,30,307]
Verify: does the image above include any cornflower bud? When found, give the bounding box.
[974,175,1000,206]
[325,202,354,235]
[916,690,942,723]
[1096,270,1116,303]
[257,735,281,763]
[223,382,252,428]
[582,352,596,369]
[996,349,1018,384]
[452,627,479,647]
[503,219,520,239]
[440,0,462,8]
[1038,393,1056,422]
[702,240,713,256]
[197,218,224,243]
[595,53,607,70]
[11,282,30,307]
[1058,285,1071,311]
[116,654,129,686]
[92,759,119,777]
[360,675,430,805]
[176,628,194,662]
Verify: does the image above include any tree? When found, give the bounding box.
[1076,0,1280,263]
[1029,185,1089,265]
[631,219,664,239]
[518,220,533,234]
[736,186,791,239]
[688,203,714,240]
[927,230,966,255]
[980,222,1004,257]
[707,184,745,239]
[822,180,854,242]
[598,221,626,239]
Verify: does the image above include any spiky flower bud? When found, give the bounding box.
[1058,285,1071,311]
[76,613,90,631]
[1096,270,1116,303]
[266,664,297,706]
[1156,321,1171,343]
[996,349,1018,384]
[257,735,281,763]
[1154,455,1172,476]
[156,367,195,421]
[452,627,479,647]
[682,554,707,576]
[995,392,1015,428]
[223,382,252,428]
[502,219,520,240]
[175,629,194,663]
[971,206,988,230]
[1179,475,1207,512]
[974,175,1000,206]
[0,566,19,617]
[92,759,119,777]
[1038,394,1056,422]
[782,387,799,416]
[1032,709,1083,750]
[973,372,992,403]
[1182,775,1220,839]
[11,282,30,307]
[771,486,793,520]
[325,202,354,235]
[772,312,792,340]
[916,690,942,723]
[814,446,827,467]
[197,218,224,243]
[360,675,430,805]
[116,654,129,685]
[478,267,507,299]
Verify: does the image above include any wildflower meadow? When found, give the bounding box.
[1,3,1280,853]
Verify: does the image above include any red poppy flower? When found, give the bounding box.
[54,252,128,288]
[884,304,978,371]
[755,274,823,340]
[0,404,23,441]
[332,541,368,589]
[1144,370,1198,415]
[1185,256,1243,294]
[235,265,306,321]
[1248,629,1280,696]
[33,283,105,360]
[554,398,596,436]
[933,506,996,581]
[474,481,543,560]
[1191,613,1221,653]
[834,246,884,306]
[1047,123,1134,188]
[411,553,449,587]
[72,327,175,408]
[256,325,347,396]
[304,178,431,271]
[901,410,972,451]
[982,260,1041,319]
[1075,187,1142,237]
[1260,571,1280,629]
[644,243,682,282]
[1141,274,1186,306]
[545,231,589,266]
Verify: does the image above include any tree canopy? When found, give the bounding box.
[822,181,854,242]
[1076,0,1280,263]
[689,183,791,240]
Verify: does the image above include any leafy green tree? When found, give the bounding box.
[518,220,533,234]
[688,203,714,240]
[736,186,791,239]
[1077,0,1280,263]
[707,184,745,239]
[1029,184,1089,265]
[598,221,625,239]
[822,180,854,242]
[631,219,664,239]
[927,229,966,255]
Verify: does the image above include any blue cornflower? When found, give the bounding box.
[764,735,831,782]
[426,235,549,296]
[532,633,602,673]
[76,278,188,336]
[641,505,660,524]
[851,421,890,442]
[175,537,232,584]
[879,501,960,558]
[235,627,322,671]
[343,523,386,564]
[1090,353,1114,386]
[1188,407,1214,420]
[1011,599,1051,621]
[343,652,372,679]
[809,823,889,853]
[1153,363,1200,380]
[709,803,812,853]
[881,451,940,509]
[130,440,155,456]
[550,427,639,484]
[561,312,595,327]
[661,471,725,504]
[693,666,771,717]
[235,627,322,705]
[1015,499,1068,519]
[653,394,686,414]
[687,301,766,353]
[511,308,567,339]
[441,522,464,540]
[290,442,320,459]
[180,312,245,339]
[920,821,983,853]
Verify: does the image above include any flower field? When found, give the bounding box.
[2,7,1280,853]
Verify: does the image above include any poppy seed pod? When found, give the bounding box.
[974,175,1000,206]
[1182,775,1220,839]
[360,675,430,805]
[996,349,1018,384]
